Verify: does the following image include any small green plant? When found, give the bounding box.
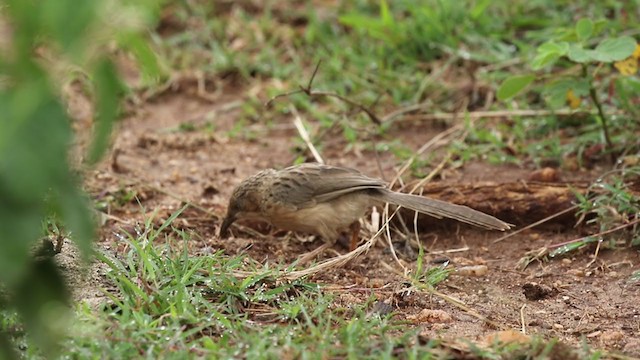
[497,18,638,161]
[574,166,640,233]
[413,243,451,287]
[550,166,640,258]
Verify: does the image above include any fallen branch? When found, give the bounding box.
[409,181,591,228]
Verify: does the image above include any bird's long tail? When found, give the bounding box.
[379,190,511,231]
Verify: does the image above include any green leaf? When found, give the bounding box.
[118,33,162,85]
[538,41,570,55]
[592,36,637,62]
[615,77,640,112]
[543,78,590,108]
[531,41,569,69]
[41,0,96,57]
[592,19,608,37]
[338,14,391,42]
[57,186,96,261]
[531,52,562,70]
[0,70,73,284]
[14,258,71,355]
[88,59,125,164]
[567,45,595,63]
[497,74,535,101]
[470,0,493,19]
[549,237,598,257]
[575,18,593,41]
[380,0,393,26]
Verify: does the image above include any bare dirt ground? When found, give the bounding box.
[55,70,640,357]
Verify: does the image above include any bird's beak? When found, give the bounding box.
[219,213,236,239]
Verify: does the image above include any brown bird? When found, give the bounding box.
[219,163,510,261]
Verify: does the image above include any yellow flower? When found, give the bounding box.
[614,57,638,75]
[566,89,581,109]
[614,43,640,75]
[633,44,640,59]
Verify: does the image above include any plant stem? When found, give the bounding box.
[583,64,615,163]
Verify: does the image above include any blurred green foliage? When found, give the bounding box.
[0,0,160,356]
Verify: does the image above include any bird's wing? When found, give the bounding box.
[274,163,386,208]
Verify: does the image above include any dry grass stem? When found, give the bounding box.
[392,108,619,123]
[389,123,464,189]
[548,216,640,249]
[493,205,579,244]
[291,105,324,164]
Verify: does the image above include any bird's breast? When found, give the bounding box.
[263,192,374,238]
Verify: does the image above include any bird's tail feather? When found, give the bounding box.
[379,190,511,231]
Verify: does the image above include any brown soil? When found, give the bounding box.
[63,67,639,357]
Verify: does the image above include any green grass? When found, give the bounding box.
[29,219,587,358]
[1,209,600,359]
[48,211,432,358]
[147,0,640,172]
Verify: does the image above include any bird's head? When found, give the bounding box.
[219,173,266,238]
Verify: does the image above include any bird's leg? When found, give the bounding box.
[297,222,361,264]
[348,221,361,251]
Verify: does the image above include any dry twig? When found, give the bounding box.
[549,216,640,249]
[265,61,382,125]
